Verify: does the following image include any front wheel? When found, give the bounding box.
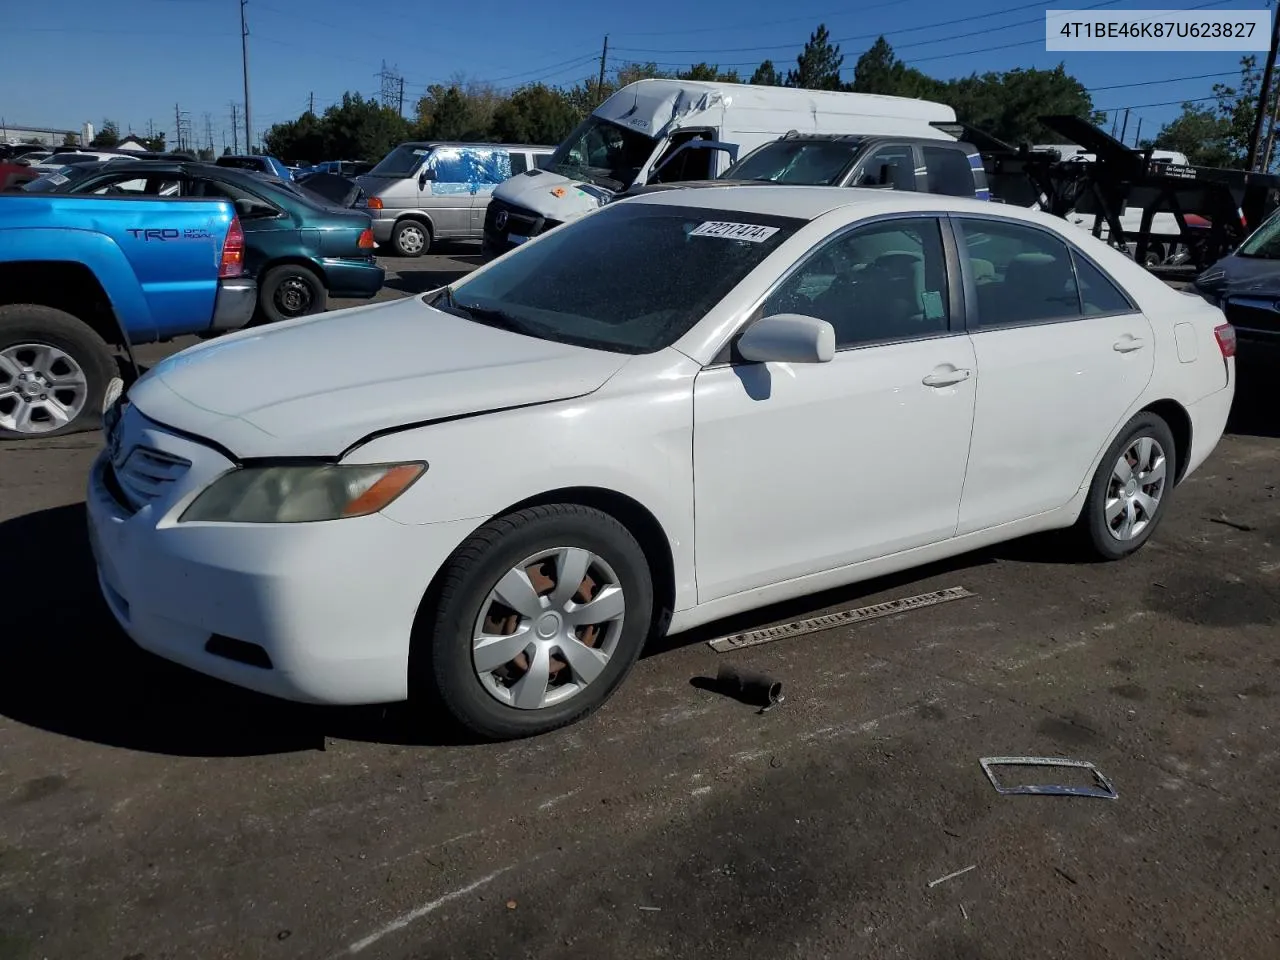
[0,304,116,440]
[391,219,431,257]
[419,504,654,740]
[1076,412,1177,560]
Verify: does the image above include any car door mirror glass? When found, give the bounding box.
[736,313,835,364]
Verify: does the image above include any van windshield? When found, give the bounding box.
[723,140,861,186]
[368,145,430,178]
[547,117,656,192]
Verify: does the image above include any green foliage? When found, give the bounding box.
[265,93,411,164]
[61,132,78,147]
[749,60,783,86]
[1149,55,1280,169]
[492,83,580,144]
[785,24,844,91]
[90,120,119,148]
[679,63,740,83]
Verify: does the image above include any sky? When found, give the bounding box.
[0,0,1263,152]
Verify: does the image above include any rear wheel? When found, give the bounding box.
[418,504,654,740]
[0,304,115,440]
[391,219,430,257]
[255,264,327,325]
[1076,412,1177,560]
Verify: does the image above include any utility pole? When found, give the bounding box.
[1133,117,1141,148]
[230,103,240,153]
[1118,108,1130,145]
[398,77,405,118]
[1249,7,1280,171]
[596,35,609,102]
[309,91,315,114]
[1263,80,1280,171]
[174,103,182,150]
[240,0,253,154]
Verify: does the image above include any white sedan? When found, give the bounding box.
[86,186,1236,740]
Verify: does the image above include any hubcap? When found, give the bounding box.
[274,276,313,316]
[1105,435,1167,541]
[472,546,626,710]
[0,343,89,436]
[399,225,425,254]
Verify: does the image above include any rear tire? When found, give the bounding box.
[1075,412,1177,560]
[391,219,431,257]
[255,264,328,325]
[417,504,654,741]
[0,304,115,440]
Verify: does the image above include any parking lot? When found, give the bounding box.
[1,252,1277,960]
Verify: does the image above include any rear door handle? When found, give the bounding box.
[922,368,972,387]
[1113,337,1145,353]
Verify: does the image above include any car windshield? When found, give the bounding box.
[1237,214,1280,258]
[368,145,429,178]
[435,202,802,354]
[724,140,861,186]
[546,116,657,192]
[22,166,96,191]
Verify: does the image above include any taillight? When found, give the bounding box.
[366,196,383,209]
[358,228,375,250]
[1214,322,1237,358]
[220,214,245,278]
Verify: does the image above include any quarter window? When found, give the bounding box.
[958,219,1081,327]
[509,152,528,175]
[1073,252,1133,315]
[761,217,951,349]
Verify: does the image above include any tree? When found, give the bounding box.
[91,120,120,148]
[750,60,783,86]
[1145,104,1234,167]
[847,37,940,98]
[679,62,740,83]
[141,133,166,152]
[785,24,844,91]
[492,84,579,144]
[61,132,79,147]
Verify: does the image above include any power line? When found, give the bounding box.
[612,1,904,38]
[1097,94,1221,111]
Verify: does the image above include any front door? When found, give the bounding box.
[951,215,1156,534]
[692,215,978,602]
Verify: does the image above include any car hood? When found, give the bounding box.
[1194,252,1280,298]
[127,297,631,459]
[492,169,613,223]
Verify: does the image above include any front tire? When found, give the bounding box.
[419,504,654,741]
[1076,412,1177,560]
[0,304,115,440]
[391,219,431,257]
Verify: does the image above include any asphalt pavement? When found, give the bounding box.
[0,256,1277,960]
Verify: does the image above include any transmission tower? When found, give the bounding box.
[377,60,404,111]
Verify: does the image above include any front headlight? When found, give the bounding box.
[179,461,426,524]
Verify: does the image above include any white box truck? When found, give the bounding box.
[482,78,959,258]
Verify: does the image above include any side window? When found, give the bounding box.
[855,145,917,192]
[959,219,1081,328]
[509,152,528,175]
[761,217,951,349]
[1072,251,1133,316]
[470,148,511,185]
[920,146,977,198]
[534,153,553,170]
[650,131,715,184]
[90,176,147,195]
[427,147,466,186]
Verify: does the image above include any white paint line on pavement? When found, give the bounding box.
[346,865,513,954]
[537,790,578,811]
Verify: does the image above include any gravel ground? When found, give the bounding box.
[0,258,1277,960]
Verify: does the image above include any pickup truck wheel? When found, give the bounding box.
[391,219,430,257]
[0,305,115,440]
[256,265,328,325]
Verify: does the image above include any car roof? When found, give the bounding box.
[624,184,1055,226]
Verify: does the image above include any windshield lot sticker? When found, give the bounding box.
[47,174,69,185]
[691,221,779,243]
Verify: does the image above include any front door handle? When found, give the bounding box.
[922,368,972,387]
[1113,337,1146,353]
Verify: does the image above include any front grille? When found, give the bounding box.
[484,197,544,239]
[114,446,192,510]
[1224,297,1280,335]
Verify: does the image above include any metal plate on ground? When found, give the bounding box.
[706,586,976,653]
[979,756,1119,800]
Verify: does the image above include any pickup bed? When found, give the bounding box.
[0,193,255,439]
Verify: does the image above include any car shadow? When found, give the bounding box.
[0,503,465,757]
[1226,361,1278,439]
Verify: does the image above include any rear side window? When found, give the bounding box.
[534,153,553,170]
[921,146,977,197]
[958,218,1081,327]
[509,152,528,175]
[1073,252,1133,315]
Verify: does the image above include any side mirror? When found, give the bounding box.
[418,167,437,188]
[736,314,835,364]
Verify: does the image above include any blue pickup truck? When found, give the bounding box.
[0,193,255,440]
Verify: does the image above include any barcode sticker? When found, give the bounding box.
[690,221,780,243]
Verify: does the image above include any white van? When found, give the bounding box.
[358,142,553,256]
[482,79,958,257]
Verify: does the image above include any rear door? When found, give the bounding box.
[952,214,1155,534]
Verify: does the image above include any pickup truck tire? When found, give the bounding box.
[0,305,115,440]
[256,265,328,325]
[391,219,431,257]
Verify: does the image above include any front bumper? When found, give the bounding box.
[320,256,384,299]
[211,277,257,332]
[85,412,480,705]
